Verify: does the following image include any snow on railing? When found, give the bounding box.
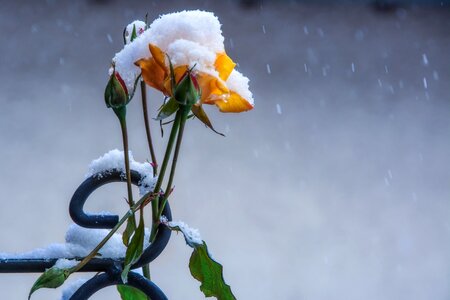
[0,169,172,300]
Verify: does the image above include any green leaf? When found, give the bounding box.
[162,222,235,299]
[156,97,179,121]
[122,216,136,247]
[121,210,145,283]
[117,285,147,300]
[191,104,225,137]
[189,242,236,300]
[29,267,70,299]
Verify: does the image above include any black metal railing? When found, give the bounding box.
[0,170,171,299]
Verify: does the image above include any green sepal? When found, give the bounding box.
[121,210,145,283]
[159,119,164,137]
[145,13,149,29]
[127,74,142,101]
[174,71,200,106]
[189,242,236,300]
[113,105,127,121]
[167,55,176,95]
[122,26,127,45]
[191,104,225,136]
[28,267,71,299]
[130,24,138,42]
[156,97,179,121]
[117,285,147,300]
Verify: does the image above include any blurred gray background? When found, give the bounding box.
[0,0,449,299]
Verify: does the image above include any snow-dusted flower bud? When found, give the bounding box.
[104,71,129,109]
[123,20,146,44]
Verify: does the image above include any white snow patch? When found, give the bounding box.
[0,224,151,260]
[86,149,156,196]
[55,258,78,269]
[160,216,202,247]
[61,278,88,300]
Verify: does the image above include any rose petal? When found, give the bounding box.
[197,73,229,104]
[135,58,167,94]
[214,52,236,81]
[214,91,254,113]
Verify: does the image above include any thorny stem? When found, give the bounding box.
[149,110,183,241]
[72,102,189,276]
[141,81,158,177]
[120,118,135,208]
[157,107,189,222]
[119,117,137,246]
[142,265,151,283]
[70,193,151,273]
[140,81,155,285]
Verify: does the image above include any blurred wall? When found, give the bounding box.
[0,1,449,299]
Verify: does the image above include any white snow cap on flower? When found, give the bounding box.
[227,70,254,106]
[86,149,156,196]
[111,10,223,90]
[124,20,146,44]
[110,10,253,106]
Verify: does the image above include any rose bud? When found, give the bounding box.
[104,71,129,109]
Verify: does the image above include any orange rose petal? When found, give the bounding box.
[197,73,229,104]
[214,91,254,113]
[174,65,189,83]
[135,58,167,94]
[214,52,236,81]
[149,44,167,73]
[163,65,189,95]
[137,46,251,113]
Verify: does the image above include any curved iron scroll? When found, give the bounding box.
[70,270,167,300]
[69,169,172,268]
[0,169,171,299]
